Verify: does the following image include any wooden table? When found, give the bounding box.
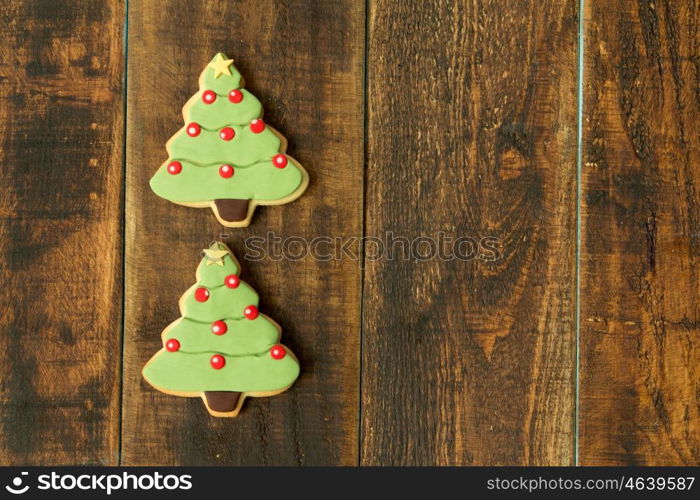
[0,0,698,466]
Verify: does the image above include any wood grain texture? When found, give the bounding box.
[580,0,700,465]
[362,0,578,465]
[0,0,124,464]
[121,0,364,465]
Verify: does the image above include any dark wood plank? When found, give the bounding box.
[362,0,578,465]
[0,0,124,464]
[580,0,700,465]
[122,0,364,465]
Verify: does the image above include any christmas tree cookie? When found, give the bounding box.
[142,242,300,417]
[150,53,309,227]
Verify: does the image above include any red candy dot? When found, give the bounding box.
[219,164,234,178]
[224,274,240,288]
[211,320,227,335]
[228,89,243,103]
[250,119,265,134]
[244,305,259,320]
[186,122,201,137]
[270,345,286,360]
[167,161,182,174]
[194,287,210,302]
[219,127,235,141]
[272,154,288,169]
[166,339,180,352]
[202,90,217,104]
[210,354,226,370]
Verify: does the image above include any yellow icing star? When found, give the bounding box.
[203,246,229,266]
[208,53,234,78]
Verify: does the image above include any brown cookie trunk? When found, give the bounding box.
[204,391,242,413]
[214,199,250,222]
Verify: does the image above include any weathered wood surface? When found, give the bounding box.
[0,0,125,464]
[2,0,699,467]
[361,0,579,465]
[579,0,700,465]
[121,0,364,465]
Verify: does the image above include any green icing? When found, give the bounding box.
[181,281,258,322]
[183,249,255,322]
[143,242,300,395]
[167,125,281,166]
[195,252,239,287]
[163,317,281,355]
[150,157,303,202]
[199,53,242,94]
[185,89,262,129]
[143,348,300,392]
[151,53,307,209]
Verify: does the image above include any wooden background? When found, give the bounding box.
[0,0,697,465]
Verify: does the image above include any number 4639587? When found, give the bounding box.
[624,477,695,491]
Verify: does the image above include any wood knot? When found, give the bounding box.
[498,149,526,180]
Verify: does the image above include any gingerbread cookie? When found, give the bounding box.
[150,53,309,227]
[142,241,300,417]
